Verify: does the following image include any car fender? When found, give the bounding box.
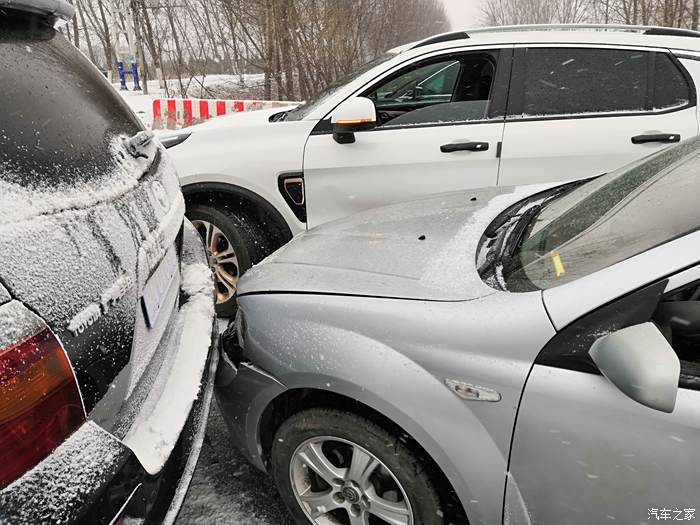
[241,305,519,525]
[166,117,317,234]
[179,174,305,235]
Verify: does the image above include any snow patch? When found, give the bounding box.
[0,135,157,225]
[0,422,126,524]
[181,263,215,297]
[123,262,214,475]
[421,184,556,294]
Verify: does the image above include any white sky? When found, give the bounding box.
[440,0,483,30]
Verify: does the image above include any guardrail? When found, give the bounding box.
[152,98,299,129]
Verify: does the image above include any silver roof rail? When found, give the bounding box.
[0,0,75,24]
[465,23,700,38]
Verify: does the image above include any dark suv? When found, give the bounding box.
[0,3,217,524]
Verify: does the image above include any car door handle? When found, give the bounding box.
[631,133,681,145]
[440,142,489,153]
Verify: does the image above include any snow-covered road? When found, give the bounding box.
[176,400,294,525]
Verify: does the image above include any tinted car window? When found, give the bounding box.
[517,48,655,117]
[0,17,142,188]
[653,53,691,110]
[502,137,700,291]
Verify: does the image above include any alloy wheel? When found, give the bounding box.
[191,219,240,304]
[290,436,414,525]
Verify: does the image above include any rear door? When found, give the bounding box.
[303,47,512,228]
[498,45,698,186]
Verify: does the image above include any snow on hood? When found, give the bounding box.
[240,184,556,301]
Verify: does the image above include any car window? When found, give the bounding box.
[500,136,700,291]
[654,281,700,390]
[0,21,142,188]
[363,53,497,127]
[653,53,692,110]
[513,48,690,118]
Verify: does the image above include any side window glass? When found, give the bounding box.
[364,53,497,128]
[518,48,649,117]
[654,281,700,389]
[653,54,691,110]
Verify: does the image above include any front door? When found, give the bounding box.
[498,46,698,187]
[507,277,700,525]
[303,47,512,228]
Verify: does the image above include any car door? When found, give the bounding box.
[303,47,512,228]
[498,45,699,187]
[506,272,700,525]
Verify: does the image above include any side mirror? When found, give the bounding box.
[331,97,377,144]
[589,322,680,413]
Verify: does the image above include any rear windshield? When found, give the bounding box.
[0,16,142,189]
[503,137,700,291]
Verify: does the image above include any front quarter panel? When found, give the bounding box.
[237,291,555,525]
[167,116,317,234]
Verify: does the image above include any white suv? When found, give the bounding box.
[163,24,700,315]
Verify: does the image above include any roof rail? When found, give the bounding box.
[464,23,700,38]
[0,0,75,23]
[413,31,470,49]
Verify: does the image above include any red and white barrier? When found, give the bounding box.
[152,98,299,130]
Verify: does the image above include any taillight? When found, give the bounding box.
[0,305,85,489]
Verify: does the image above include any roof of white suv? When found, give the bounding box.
[395,24,700,56]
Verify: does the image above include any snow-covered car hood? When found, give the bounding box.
[239,184,557,301]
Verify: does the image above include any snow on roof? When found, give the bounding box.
[0,0,75,22]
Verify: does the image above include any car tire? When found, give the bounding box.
[271,408,445,525]
[187,203,254,318]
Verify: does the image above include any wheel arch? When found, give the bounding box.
[258,387,470,525]
[181,181,295,255]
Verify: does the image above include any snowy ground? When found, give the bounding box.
[175,400,294,525]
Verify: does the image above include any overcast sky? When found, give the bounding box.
[441,0,482,29]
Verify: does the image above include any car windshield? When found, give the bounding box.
[502,136,700,291]
[283,52,398,121]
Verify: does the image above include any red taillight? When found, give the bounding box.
[0,326,85,489]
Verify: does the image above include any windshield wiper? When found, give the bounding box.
[505,204,542,258]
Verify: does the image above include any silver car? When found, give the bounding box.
[215,137,700,525]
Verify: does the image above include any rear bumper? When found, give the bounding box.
[0,221,218,525]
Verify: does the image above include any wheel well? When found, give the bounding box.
[182,182,293,261]
[259,388,469,524]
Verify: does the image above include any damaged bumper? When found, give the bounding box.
[214,326,286,473]
[0,221,218,525]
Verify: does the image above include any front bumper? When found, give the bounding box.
[214,325,286,472]
[0,221,218,525]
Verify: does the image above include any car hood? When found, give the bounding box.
[239,184,556,301]
[172,105,298,134]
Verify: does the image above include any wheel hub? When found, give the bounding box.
[290,436,414,525]
[341,483,362,504]
[190,219,240,305]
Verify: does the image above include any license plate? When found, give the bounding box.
[141,246,178,328]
